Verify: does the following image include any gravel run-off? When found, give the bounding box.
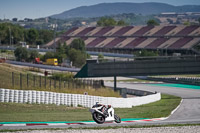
[5,126,200,133]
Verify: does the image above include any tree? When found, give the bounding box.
[97,17,117,26]
[134,50,159,57]
[117,20,127,26]
[27,28,38,44]
[68,48,78,65]
[12,18,18,22]
[98,54,104,60]
[68,48,86,67]
[147,19,159,26]
[14,47,29,61]
[55,43,67,64]
[70,38,86,52]
[43,51,55,61]
[38,29,53,44]
[36,39,44,45]
[63,42,70,56]
[183,21,190,26]
[29,50,39,62]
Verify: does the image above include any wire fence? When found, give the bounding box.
[0,68,103,92]
[0,53,15,60]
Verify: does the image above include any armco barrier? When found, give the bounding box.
[148,76,200,86]
[0,88,161,108]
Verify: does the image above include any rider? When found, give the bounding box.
[101,104,111,116]
[95,102,111,116]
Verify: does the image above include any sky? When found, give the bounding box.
[0,0,200,20]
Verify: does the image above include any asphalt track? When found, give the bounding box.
[0,82,200,130]
[106,82,200,123]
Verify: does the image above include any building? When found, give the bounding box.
[45,25,200,55]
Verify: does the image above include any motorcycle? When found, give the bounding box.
[89,102,121,124]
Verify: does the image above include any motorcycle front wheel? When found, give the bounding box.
[114,114,121,123]
[92,112,105,124]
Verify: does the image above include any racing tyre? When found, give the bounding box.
[92,112,105,124]
[114,114,121,123]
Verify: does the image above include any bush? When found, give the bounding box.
[134,50,159,57]
[68,48,86,67]
[14,47,29,61]
[51,73,74,81]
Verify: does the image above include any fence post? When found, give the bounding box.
[33,75,36,88]
[59,78,61,89]
[40,76,42,88]
[64,81,66,88]
[12,72,14,88]
[91,80,93,88]
[27,74,29,88]
[74,79,77,89]
[45,76,47,89]
[86,79,90,88]
[68,80,70,89]
[49,78,51,90]
[20,73,22,89]
[54,79,56,88]
[72,79,74,89]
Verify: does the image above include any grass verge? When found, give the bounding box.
[0,63,120,97]
[0,94,181,122]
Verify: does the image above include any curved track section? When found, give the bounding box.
[105,82,200,123]
[1,82,200,130]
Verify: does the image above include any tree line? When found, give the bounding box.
[14,38,88,68]
[97,17,160,26]
[0,23,54,45]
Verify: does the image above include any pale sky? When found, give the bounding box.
[0,0,200,20]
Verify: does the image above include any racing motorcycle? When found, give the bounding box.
[89,102,121,124]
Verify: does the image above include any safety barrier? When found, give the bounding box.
[0,88,161,108]
[148,76,200,86]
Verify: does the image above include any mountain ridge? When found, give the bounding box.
[50,2,200,19]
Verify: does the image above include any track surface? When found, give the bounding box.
[0,82,200,130]
[106,82,200,123]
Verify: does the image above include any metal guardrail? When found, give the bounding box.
[6,60,80,72]
[147,76,200,86]
[0,46,55,52]
[0,46,135,58]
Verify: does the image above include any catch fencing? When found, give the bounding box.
[0,68,103,91]
[0,88,161,108]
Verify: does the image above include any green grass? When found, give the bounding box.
[0,103,91,122]
[0,64,120,97]
[0,94,181,122]
[115,94,181,118]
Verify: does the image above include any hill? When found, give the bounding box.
[50,2,200,19]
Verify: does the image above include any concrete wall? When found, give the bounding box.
[0,88,161,108]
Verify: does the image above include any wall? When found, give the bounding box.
[0,88,161,108]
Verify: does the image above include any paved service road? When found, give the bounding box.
[105,82,200,123]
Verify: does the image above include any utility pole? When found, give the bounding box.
[52,21,57,52]
[9,27,11,47]
[11,36,14,47]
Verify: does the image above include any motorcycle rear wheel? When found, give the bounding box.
[114,114,121,123]
[92,112,105,124]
